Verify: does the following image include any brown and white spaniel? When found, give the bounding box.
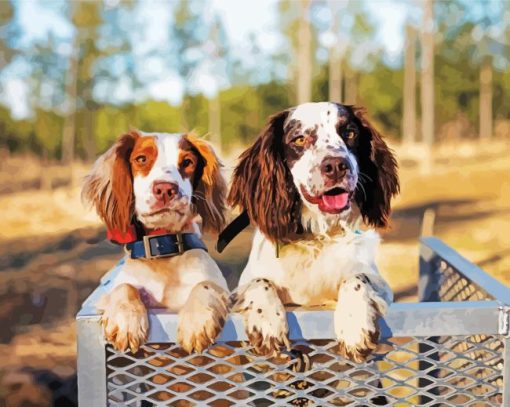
[228,102,399,362]
[82,131,229,353]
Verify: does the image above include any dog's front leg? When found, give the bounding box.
[335,270,392,363]
[177,282,229,354]
[97,283,149,353]
[231,278,290,356]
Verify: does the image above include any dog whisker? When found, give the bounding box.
[356,181,367,202]
[358,171,373,183]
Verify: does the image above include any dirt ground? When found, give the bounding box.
[0,140,509,405]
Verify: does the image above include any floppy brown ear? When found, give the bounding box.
[228,110,302,242]
[351,106,399,228]
[184,134,227,233]
[82,131,139,233]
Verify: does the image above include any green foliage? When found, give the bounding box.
[94,105,132,153]
[0,106,32,152]
[137,101,182,134]
[34,109,64,158]
[0,0,17,69]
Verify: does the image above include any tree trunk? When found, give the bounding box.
[84,108,96,161]
[208,94,222,152]
[62,39,79,164]
[420,0,435,147]
[420,0,435,174]
[328,0,343,103]
[479,56,493,139]
[402,25,417,144]
[344,68,357,105]
[296,0,312,104]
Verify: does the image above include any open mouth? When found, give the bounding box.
[301,185,352,214]
[319,187,351,213]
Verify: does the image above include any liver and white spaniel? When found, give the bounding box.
[82,131,229,353]
[228,102,399,362]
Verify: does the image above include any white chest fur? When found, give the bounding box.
[111,249,228,311]
[239,229,380,306]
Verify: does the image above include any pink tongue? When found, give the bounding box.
[321,193,349,210]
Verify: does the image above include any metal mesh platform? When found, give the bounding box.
[78,237,510,406]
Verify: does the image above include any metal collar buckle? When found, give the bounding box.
[142,233,185,259]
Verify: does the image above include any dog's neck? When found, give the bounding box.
[142,219,202,237]
[299,205,362,237]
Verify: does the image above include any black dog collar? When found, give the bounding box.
[126,232,207,260]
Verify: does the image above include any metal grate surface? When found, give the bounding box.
[106,334,504,406]
[438,260,494,302]
[439,260,494,301]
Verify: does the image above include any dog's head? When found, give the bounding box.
[82,131,226,235]
[229,102,399,241]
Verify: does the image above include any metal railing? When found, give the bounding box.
[77,237,510,406]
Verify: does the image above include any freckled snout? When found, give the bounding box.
[320,156,351,182]
[152,181,179,205]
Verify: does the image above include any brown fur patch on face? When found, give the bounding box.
[182,134,227,233]
[129,135,158,177]
[82,130,140,232]
[177,149,199,180]
[334,104,360,151]
[283,120,318,168]
[178,138,204,185]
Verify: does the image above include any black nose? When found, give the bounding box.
[320,156,350,179]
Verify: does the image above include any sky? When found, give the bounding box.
[3,0,411,119]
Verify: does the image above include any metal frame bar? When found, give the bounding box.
[79,299,503,344]
[77,315,106,407]
[503,338,510,407]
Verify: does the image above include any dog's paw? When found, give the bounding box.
[232,279,289,356]
[335,275,384,363]
[177,282,228,354]
[100,285,148,353]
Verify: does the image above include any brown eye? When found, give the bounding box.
[293,136,305,146]
[181,158,193,168]
[345,131,357,140]
[135,155,146,164]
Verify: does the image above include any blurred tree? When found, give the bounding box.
[75,1,102,161]
[327,0,346,103]
[402,25,417,144]
[472,7,509,139]
[343,2,376,105]
[434,1,478,134]
[61,35,78,165]
[204,14,231,150]
[421,0,435,148]
[277,0,318,104]
[93,0,139,147]
[170,0,208,129]
[0,0,17,70]
[296,0,312,103]
[35,109,64,160]
[62,1,103,164]
[434,0,509,140]
[0,106,32,154]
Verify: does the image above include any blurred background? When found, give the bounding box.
[0,0,509,405]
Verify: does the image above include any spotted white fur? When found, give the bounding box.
[285,103,359,231]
